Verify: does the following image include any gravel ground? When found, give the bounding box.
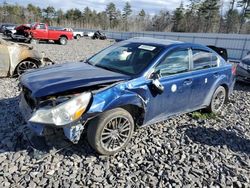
[0,36,250,187]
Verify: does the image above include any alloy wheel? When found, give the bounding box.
[16,61,38,76]
[100,116,132,152]
[212,89,225,112]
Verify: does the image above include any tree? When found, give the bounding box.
[151,10,171,31]
[183,0,200,32]
[122,2,132,31]
[198,0,220,32]
[106,2,117,29]
[237,0,250,33]
[139,9,146,17]
[0,1,249,34]
[225,0,241,33]
[55,9,64,25]
[43,6,55,25]
[172,2,185,32]
[83,7,92,27]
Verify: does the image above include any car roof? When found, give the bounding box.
[1,23,16,26]
[126,37,182,46]
[125,37,211,52]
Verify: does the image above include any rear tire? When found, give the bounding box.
[15,60,38,76]
[207,86,226,114]
[87,108,134,155]
[75,34,81,40]
[59,37,67,45]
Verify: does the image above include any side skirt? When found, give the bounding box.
[139,105,207,128]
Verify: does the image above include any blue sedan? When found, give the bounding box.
[19,37,235,155]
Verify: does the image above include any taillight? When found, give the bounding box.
[232,64,237,75]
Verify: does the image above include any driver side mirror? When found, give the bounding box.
[150,70,164,94]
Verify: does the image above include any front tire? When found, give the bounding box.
[30,39,38,44]
[207,86,226,113]
[87,108,134,155]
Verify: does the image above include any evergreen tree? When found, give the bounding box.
[172,2,185,32]
[106,2,117,29]
[139,9,146,17]
[237,0,250,33]
[122,2,132,31]
[199,0,220,32]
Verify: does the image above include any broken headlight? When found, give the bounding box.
[29,92,91,126]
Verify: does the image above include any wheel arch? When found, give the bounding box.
[119,104,145,127]
[13,58,41,76]
[60,35,68,40]
[86,89,147,127]
[220,83,229,102]
[204,75,230,106]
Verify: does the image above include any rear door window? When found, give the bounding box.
[192,50,218,70]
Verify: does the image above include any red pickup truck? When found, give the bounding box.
[13,23,73,45]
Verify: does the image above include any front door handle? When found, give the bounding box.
[183,79,192,85]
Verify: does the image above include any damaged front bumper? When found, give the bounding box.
[19,93,85,144]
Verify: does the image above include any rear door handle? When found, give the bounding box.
[183,79,192,85]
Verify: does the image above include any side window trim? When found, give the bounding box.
[155,47,192,78]
[191,48,218,71]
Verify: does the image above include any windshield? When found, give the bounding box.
[88,42,163,75]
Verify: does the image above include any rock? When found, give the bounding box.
[47,170,55,176]
[30,171,39,178]
[0,156,6,164]
[9,166,18,174]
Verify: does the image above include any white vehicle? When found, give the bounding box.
[4,25,16,37]
[84,31,94,37]
[73,31,84,39]
[63,28,83,40]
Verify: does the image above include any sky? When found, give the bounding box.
[3,0,232,14]
[3,0,189,14]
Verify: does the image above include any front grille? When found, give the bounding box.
[22,87,36,109]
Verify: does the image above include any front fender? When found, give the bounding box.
[86,82,148,118]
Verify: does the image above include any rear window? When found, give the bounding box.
[192,50,218,70]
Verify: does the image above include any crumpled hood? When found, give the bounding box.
[20,62,130,98]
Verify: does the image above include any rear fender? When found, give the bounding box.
[203,74,229,106]
[8,46,41,75]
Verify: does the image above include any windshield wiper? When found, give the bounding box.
[95,64,117,72]
[83,60,94,66]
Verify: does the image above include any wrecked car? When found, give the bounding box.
[12,23,73,45]
[91,31,107,40]
[236,52,250,83]
[19,37,235,155]
[0,39,53,77]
